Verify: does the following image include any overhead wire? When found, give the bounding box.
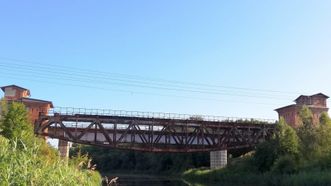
[0,72,280,106]
[0,59,291,108]
[0,58,298,101]
[0,65,293,100]
[0,60,287,97]
[0,56,300,96]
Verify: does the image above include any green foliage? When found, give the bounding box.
[297,108,330,161]
[297,106,316,156]
[226,154,257,173]
[317,126,331,155]
[254,117,299,173]
[234,118,275,125]
[298,105,314,128]
[183,168,331,186]
[0,98,8,120]
[183,107,331,185]
[0,137,101,185]
[271,155,298,174]
[253,140,277,172]
[0,102,33,146]
[0,100,102,185]
[69,149,90,168]
[71,144,209,174]
[275,117,300,156]
[319,112,331,126]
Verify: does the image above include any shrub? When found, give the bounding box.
[271,155,298,174]
[0,101,102,185]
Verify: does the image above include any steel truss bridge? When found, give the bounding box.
[35,107,277,152]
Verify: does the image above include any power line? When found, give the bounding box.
[0,72,281,106]
[0,56,304,113]
[0,56,301,95]
[0,60,289,97]
[0,64,291,100]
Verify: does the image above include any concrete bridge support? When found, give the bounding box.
[58,140,70,158]
[210,150,227,169]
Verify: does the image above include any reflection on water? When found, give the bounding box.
[105,174,265,186]
[106,174,188,186]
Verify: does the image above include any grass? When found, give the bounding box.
[0,136,102,186]
[182,154,331,186]
[183,167,331,186]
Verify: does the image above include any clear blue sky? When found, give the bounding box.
[0,1,330,120]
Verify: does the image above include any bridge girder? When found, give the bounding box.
[35,114,276,152]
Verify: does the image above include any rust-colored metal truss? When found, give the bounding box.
[35,113,276,152]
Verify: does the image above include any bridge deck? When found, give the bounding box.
[35,107,276,152]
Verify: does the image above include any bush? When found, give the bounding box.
[271,155,298,174]
[253,140,277,172]
[183,108,331,185]
[0,101,102,185]
[0,136,101,185]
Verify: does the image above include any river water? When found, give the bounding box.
[105,174,189,186]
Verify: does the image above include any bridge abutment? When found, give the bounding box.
[210,150,227,169]
[58,140,70,158]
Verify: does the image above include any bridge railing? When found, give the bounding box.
[47,107,276,124]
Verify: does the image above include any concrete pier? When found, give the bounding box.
[210,150,227,169]
[58,140,70,158]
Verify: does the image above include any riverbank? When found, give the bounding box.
[182,168,331,186]
[183,111,331,186]
[182,149,331,186]
[0,101,102,185]
[0,132,102,185]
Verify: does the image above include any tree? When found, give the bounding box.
[319,112,331,127]
[317,113,331,151]
[254,117,299,173]
[0,99,7,134]
[272,118,300,174]
[275,117,300,156]
[253,139,278,172]
[297,106,321,160]
[298,105,313,129]
[316,112,331,168]
[0,102,33,143]
[271,154,298,174]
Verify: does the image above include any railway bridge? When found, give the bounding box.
[35,107,276,169]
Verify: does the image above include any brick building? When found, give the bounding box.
[1,85,71,157]
[275,93,329,127]
[1,85,53,123]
